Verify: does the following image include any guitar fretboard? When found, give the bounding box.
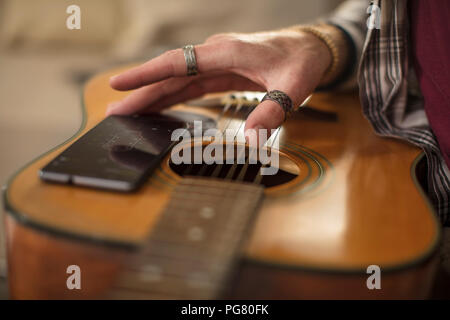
[111,177,264,299]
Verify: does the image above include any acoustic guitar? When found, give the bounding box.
[3,66,441,299]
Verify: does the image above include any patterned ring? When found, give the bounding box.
[182,45,198,76]
[261,90,293,121]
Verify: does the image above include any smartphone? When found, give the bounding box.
[40,114,186,192]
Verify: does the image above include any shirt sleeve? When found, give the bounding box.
[322,0,369,90]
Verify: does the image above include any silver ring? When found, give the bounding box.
[182,45,198,76]
[261,90,293,120]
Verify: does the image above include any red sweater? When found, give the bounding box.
[410,0,450,169]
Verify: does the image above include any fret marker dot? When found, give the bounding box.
[186,272,210,288]
[188,226,204,241]
[200,207,215,219]
[138,264,162,282]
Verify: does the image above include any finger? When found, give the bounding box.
[106,77,193,116]
[108,73,263,116]
[110,43,234,91]
[145,74,264,111]
[108,71,234,115]
[244,100,285,146]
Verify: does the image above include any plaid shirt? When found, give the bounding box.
[328,0,450,225]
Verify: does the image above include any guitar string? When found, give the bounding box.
[222,103,258,180]
[186,98,245,177]
[182,94,253,177]
[178,93,281,184]
[251,126,282,185]
[227,125,281,184]
[180,97,234,176]
[203,101,255,178]
[209,99,257,178]
[223,102,282,183]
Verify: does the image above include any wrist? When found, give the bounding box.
[297,30,333,80]
[291,23,350,87]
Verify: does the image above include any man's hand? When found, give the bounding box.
[108,30,331,143]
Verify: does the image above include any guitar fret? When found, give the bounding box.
[139,239,235,265]
[149,212,253,246]
[113,177,263,299]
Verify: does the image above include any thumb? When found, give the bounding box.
[244,82,311,147]
[244,99,285,147]
[244,82,309,147]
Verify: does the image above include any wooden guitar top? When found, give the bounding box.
[4,65,440,273]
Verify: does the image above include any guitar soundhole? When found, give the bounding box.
[168,144,299,188]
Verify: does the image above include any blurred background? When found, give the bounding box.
[0,0,343,299]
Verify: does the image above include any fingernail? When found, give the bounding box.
[107,101,121,109]
[109,75,119,85]
[106,101,121,115]
[245,128,258,148]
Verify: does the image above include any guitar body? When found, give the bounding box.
[3,66,440,299]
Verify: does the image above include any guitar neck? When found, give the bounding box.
[110,177,264,299]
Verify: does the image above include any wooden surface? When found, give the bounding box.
[4,66,440,277]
